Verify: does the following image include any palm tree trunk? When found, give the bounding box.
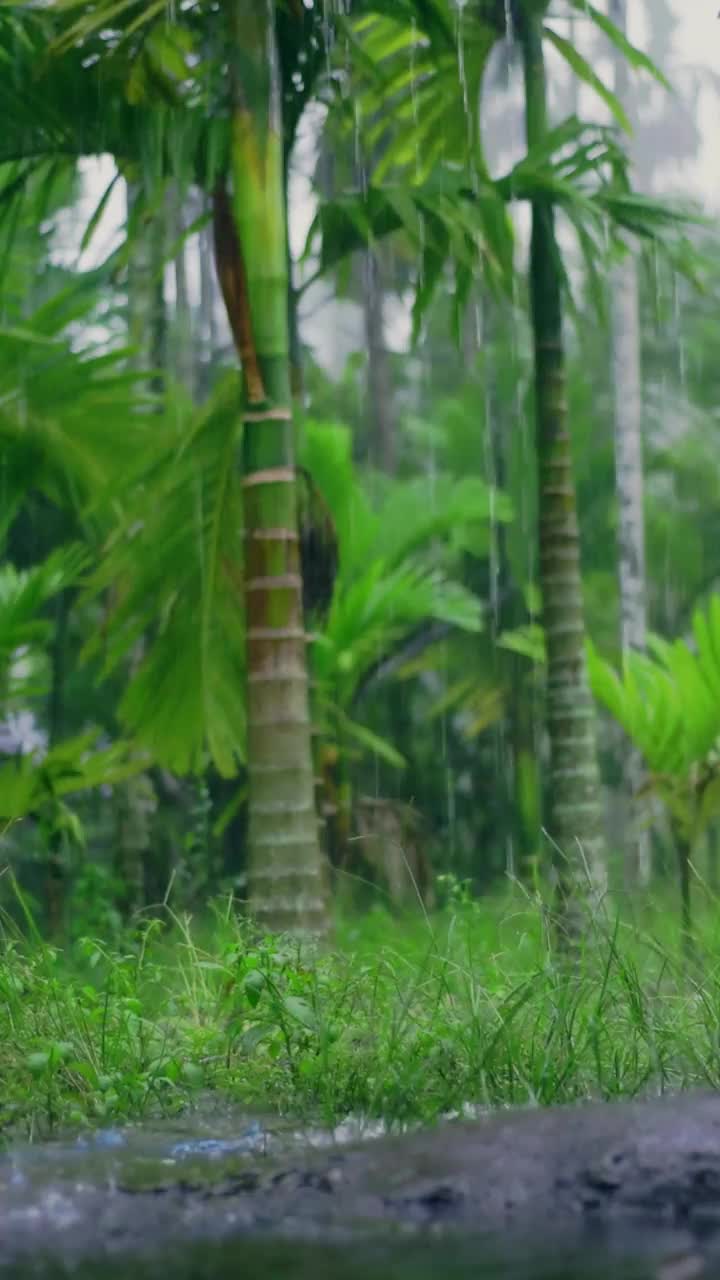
[45,588,69,936]
[198,198,219,400]
[117,179,164,920]
[168,186,194,395]
[609,0,650,890]
[362,248,396,473]
[520,12,606,933]
[213,0,328,936]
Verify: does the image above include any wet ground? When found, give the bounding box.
[4,1093,720,1277]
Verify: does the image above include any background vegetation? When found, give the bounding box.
[0,0,719,1134]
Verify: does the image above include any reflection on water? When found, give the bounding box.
[24,1235,701,1280]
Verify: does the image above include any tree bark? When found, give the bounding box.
[168,184,194,395]
[127,178,166,395]
[198,199,219,400]
[115,179,164,920]
[521,12,606,935]
[362,248,395,473]
[45,588,69,936]
[214,0,329,936]
[609,0,651,890]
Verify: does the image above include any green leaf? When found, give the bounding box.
[567,0,672,91]
[26,1051,51,1076]
[497,625,546,664]
[282,996,318,1032]
[334,710,407,770]
[243,970,265,1009]
[543,27,631,134]
[79,168,119,250]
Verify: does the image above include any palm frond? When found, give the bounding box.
[0,304,154,537]
[84,374,246,777]
[301,422,488,712]
[0,730,147,821]
[0,544,87,685]
[566,0,671,91]
[588,600,720,778]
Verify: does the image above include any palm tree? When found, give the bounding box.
[0,306,152,928]
[4,0,698,933]
[311,0,696,929]
[212,0,328,934]
[608,0,650,889]
[588,597,720,954]
[1,1,337,934]
[518,6,605,929]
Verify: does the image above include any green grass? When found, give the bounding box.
[2,881,720,1141]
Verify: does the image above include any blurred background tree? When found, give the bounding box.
[0,0,716,942]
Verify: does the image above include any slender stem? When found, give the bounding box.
[521,11,606,934]
[215,0,328,936]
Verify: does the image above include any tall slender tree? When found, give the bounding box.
[212,0,329,935]
[198,199,220,400]
[608,0,650,888]
[168,186,194,395]
[362,247,396,472]
[111,179,166,920]
[519,6,606,929]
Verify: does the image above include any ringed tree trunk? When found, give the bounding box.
[213,0,328,936]
[609,0,651,890]
[520,12,606,935]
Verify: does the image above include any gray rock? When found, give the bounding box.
[5,1093,720,1275]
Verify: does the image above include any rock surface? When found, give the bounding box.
[4,1093,720,1274]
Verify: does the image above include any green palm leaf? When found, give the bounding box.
[0,730,146,822]
[0,545,87,695]
[588,601,720,779]
[566,0,671,90]
[0,300,153,539]
[84,375,247,777]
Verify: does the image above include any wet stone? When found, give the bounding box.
[4,1094,720,1275]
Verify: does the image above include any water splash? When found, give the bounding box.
[170,1123,265,1160]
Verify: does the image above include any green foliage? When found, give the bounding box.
[5,892,720,1137]
[301,421,493,764]
[589,597,720,843]
[0,546,86,696]
[589,599,720,777]
[84,375,247,777]
[89,412,498,780]
[0,0,717,932]
[0,731,146,823]
[0,303,151,539]
[303,176,514,341]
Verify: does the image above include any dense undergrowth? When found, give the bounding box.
[2,879,720,1141]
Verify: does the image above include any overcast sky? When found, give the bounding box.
[653,0,719,205]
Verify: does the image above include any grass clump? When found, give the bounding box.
[2,885,720,1141]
